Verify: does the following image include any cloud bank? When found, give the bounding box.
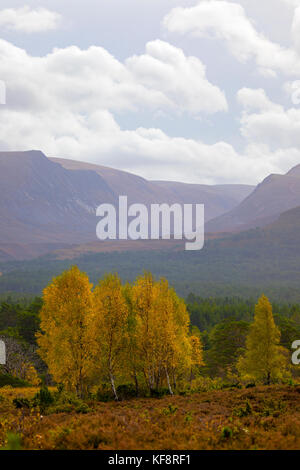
[0,6,61,33]
[164,0,300,76]
[0,1,300,184]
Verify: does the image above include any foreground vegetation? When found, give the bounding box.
[0,267,299,450]
[0,269,299,394]
[0,384,300,450]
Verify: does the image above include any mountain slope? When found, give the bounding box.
[51,158,254,222]
[207,165,300,233]
[0,151,254,259]
[0,150,115,245]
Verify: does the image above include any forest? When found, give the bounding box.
[3,216,300,303]
[1,275,300,391]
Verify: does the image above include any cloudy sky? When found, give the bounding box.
[0,0,300,184]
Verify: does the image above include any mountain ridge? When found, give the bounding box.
[207,165,300,233]
[0,150,254,259]
[2,150,300,261]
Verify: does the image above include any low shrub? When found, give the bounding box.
[245,382,256,388]
[150,388,170,398]
[233,400,253,417]
[189,376,224,393]
[162,404,178,416]
[46,389,91,414]
[13,397,31,409]
[221,427,233,439]
[0,374,29,388]
[261,398,286,417]
[116,383,137,400]
[1,433,22,450]
[94,385,114,402]
[33,386,54,411]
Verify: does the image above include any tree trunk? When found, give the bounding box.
[109,370,118,401]
[165,366,173,395]
[147,368,154,394]
[148,373,153,394]
[189,367,193,385]
[133,370,139,397]
[172,370,177,391]
[155,368,161,391]
[77,367,83,398]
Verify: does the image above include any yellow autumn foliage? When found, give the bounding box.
[237,295,291,384]
[37,267,203,397]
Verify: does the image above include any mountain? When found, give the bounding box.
[0,151,254,259]
[286,164,300,177]
[51,158,253,221]
[207,164,300,233]
[0,150,115,246]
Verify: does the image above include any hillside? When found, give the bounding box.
[0,150,115,245]
[51,157,254,222]
[2,150,300,301]
[207,165,300,233]
[0,151,254,260]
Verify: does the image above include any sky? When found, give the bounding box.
[0,0,300,184]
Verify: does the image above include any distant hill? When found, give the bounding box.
[0,150,115,247]
[207,165,300,233]
[286,164,300,177]
[51,158,253,222]
[0,151,254,259]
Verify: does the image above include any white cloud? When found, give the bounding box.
[280,0,300,7]
[126,40,227,114]
[0,38,226,117]
[0,14,299,185]
[238,87,300,149]
[0,6,61,33]
[0,38,233,183]
[292,6,300,52]
[1,104,295,184]
[237,88,283,112]
[163,0,300,76]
